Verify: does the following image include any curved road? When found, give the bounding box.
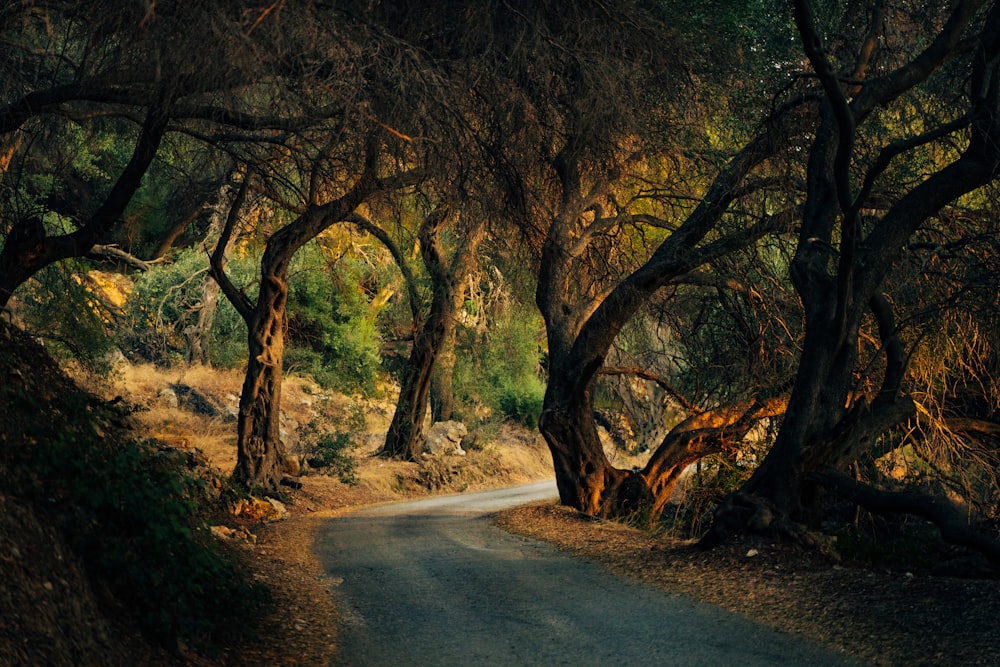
[315,481,861,666]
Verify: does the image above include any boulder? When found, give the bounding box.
[423,420,468,456]
[157,387,179,409]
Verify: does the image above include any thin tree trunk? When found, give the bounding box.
[380,206,485,459]
[185,177,242,365]
[380,300,447,459]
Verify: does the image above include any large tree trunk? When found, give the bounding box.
[539,372,639,516]
[534,124,785,519]
[232,271,287,491]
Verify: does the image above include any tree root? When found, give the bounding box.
[811,469,1000,566]
[697,491,840,559]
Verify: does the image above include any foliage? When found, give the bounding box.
[297,398,366,485]
[284,241,384,394]
[454,301,546,427]
[14,260,118,375]
[2,386,267,651]
[118,248,251,367]
[663,454,758,539]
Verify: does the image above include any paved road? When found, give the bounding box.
[315,481,861,666]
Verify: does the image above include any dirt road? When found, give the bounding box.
[315,481,861,666]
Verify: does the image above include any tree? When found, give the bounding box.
[453,0,804,518]
[211,145,390,490]
[204,1,460,489]
[353,200,487,460]
[706,0,1000,558]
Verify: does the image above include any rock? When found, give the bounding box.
[265,497,287,518]
[157,387,179,409]
[210,525,257,544]
[231,497,287,523]
[222,404,240,422]
[424,420,468,456]
[168,383,220,417]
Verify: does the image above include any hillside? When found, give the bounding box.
[0,319,552,665]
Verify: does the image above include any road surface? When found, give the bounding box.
[315,480,861,666]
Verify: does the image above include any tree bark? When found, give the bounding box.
[0,103,168,309]
[185,176,242,365]
[429,310,458,422]
[380,206,485,459]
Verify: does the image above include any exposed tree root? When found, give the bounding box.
[811,469,1000,566]
[697,492,839,558]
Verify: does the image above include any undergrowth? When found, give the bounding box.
[1,375,268,653]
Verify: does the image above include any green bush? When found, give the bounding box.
[496,376,546,427]
[8,389,268,650]
[285,242,383,394]
[16,260,118,375]
[297,399,365,484]
[454,302,546,426]
[119,248,252,367]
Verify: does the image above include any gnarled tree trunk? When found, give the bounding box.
[705,0,1000,545]
[380,206,485,459]
[212,156,381,491]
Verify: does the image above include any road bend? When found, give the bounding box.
[315,480,861,666]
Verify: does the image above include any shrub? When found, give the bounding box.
[454,302,546,426]
[6,386,268,651]
[496,376,546,427]
[15,260,118,375]
[297,398,366,485]
[284,243,384,394]
[118,248,252,367]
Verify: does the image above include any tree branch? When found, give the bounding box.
[812,468,1000,565]
[597,366,700,414]
[209,173,255,321]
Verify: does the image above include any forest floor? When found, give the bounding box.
[6,356,1000,666]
